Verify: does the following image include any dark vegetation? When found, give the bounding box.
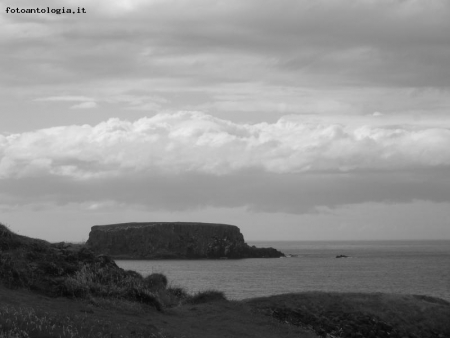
[185,290,227,305]
[0,302,168,338]
[2,222,450,338]
[144,273,168,290]
[248,292,450,338]
[0,223,226,312]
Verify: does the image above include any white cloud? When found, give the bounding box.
[70,101,98,109]
[36,96,95,102]
[1,111,450,180]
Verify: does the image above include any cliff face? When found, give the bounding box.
[86,222,284,259]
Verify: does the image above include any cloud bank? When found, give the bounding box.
[1,112,450,212]
[2,111,450,179]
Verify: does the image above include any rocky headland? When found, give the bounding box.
[86,222,284,259]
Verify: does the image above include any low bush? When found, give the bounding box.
[144,273,168,290]
[61,262,165,308]
[59,264,196,311]
[167,286,189,300]
[186,290,227,304]
[127,287,163,312]
[157,286,189,308]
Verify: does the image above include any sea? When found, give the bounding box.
[115,240,450,301]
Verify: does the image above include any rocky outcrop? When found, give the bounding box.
[86,222,284,259]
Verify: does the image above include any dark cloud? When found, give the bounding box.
[2,0,450,89]
[2,168,450,214]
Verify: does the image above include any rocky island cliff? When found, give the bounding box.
[86,222,284,259]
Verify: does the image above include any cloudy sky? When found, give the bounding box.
[1,0,450,241]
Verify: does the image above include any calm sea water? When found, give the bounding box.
[115,240,450,301]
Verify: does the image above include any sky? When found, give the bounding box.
[1,0,450,241]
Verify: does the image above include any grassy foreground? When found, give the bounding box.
[1,223,450,338]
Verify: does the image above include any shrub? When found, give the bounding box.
[167,286,189,300]
[144,273,168,290]
[37,261,60,276]
[186,290,227,304]
[127,287,163,311]
[60,263,169,312]
[62,263,142,297]
[0,223,20,251]
[63,277,90,298]
[158,287,189,308]
[125,269,143,279]
[0,253,26,288]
